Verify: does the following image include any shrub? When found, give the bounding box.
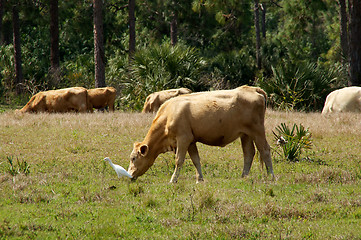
[62,54,95,89]
[0,45,15,95]
[106,50,129,87]
[273,123,312,162]
[207,50,255,88]
[257,61,345,111]
[118,41,206,111]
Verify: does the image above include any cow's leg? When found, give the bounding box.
[79,103,88,113]
[170,139,190,183]
[188,143,204,183]
[241,134,256,177]
[109,103,115,112]
[253,130,274,178]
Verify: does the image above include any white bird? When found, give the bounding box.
[277,136,288,146]
[104,157,133,178]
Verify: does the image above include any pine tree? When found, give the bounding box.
[348,0,361,86]
[128,0,136,60]
[12,3,23,94]
[94,0,106,88]
[50,0,60,87]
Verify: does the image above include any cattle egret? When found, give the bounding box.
[104,157,132,178]
[277,136,287,146]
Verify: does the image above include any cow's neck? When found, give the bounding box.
[143,116,170,162]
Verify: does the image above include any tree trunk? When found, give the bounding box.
[339,0,348,63]
[93,0,106,88]
[254,0,261,69]
[12,4,23,94]
[261,3,266,39]
[128,0,136,60]
[0,0,3,44]
[348,0,361,86]
[50,0,60,87]
[170,11,178,46]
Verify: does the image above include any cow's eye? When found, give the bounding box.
[131,157,136,162]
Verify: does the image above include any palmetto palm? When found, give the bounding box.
[122,42,205,111]
[273,123,313,162]
[257,61,344,111]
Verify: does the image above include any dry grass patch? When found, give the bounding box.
[294,167,355,184]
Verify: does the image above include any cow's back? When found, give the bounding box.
[158,88,191,102]
[44,87,88,112]
[142,88,192,113]
[88,87,116,108]
[159,86,267,146]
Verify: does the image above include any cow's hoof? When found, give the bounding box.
[196,179,204,184]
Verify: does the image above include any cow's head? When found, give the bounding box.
[128,142,154,180]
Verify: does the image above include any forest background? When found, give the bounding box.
[0,0,360,112]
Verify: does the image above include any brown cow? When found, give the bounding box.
[87,87,117,112]
[142,88,192,113]
[16,87,90,113]
[128,86,274,183]
[322,86,361,114]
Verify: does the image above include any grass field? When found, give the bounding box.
[0,110,360,239]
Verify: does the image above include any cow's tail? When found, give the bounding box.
[256,87,268,109]
[256,150,264,170]
[255,87,267,169]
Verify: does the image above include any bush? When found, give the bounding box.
[207,50,255,89]
[62,53,95,89]
[273,123,312,162]
[257,61,345,111]
[118,41,206,111]
[106,50,129,87]
[0,45,15,94]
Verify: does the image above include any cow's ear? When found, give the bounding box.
[139,144,149,157]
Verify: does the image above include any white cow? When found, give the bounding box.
[322,87,361,114]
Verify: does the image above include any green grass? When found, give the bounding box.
[0,110,360,239]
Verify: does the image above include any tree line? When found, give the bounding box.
[0,0,360,111]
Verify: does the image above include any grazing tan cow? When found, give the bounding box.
[87,87,117,112]
[142,88,192,113]
[16,87,90,113]
[322,86,361,114]
[128,86,274,183]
